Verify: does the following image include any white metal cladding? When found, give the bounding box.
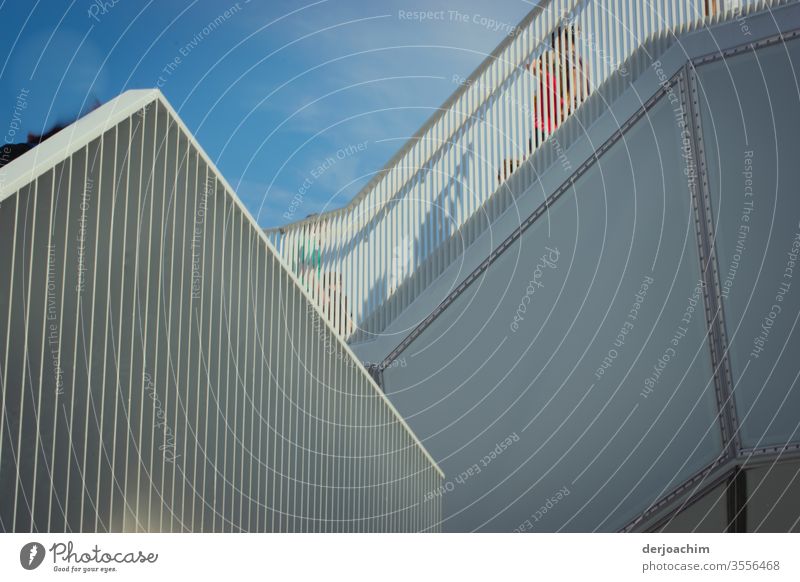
[377,10,800,532]
[0,89,443,533]
[266,0,789,342]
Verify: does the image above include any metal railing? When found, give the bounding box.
[266,0,779,342]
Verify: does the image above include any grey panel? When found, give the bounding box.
[45,159,73,533]
[0,192,18,533]
[384,93,722,532]
[658,483,728,533]
[745,461,800,532]
[696,39,800,449]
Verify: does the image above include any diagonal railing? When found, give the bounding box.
[265,0,782,342]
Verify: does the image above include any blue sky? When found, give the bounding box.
[1,0,534,227]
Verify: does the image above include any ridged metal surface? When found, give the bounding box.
[0,92,443,533]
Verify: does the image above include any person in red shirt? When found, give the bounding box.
[530,24,588,147]
[497,24,589,184]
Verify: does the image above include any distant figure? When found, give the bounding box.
[498,24,589,184]
[294,219,323,290]
[704,0,722,17]
[530,24,589,145]
[0,99,101,169]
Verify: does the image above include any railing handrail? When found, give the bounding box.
[267,0,782,343]
[265,0,554,234]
